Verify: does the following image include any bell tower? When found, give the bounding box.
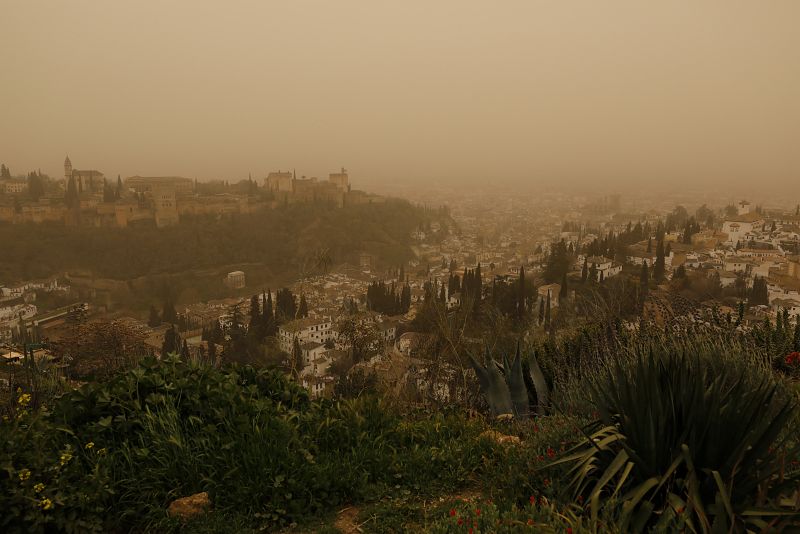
[64,156,72,182]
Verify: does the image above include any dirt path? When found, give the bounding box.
[334,506,362,534]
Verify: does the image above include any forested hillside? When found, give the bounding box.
[0,200,429,282]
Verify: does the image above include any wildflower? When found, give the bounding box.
[40,498,53,511]
[457,518,463,526]
[84,442,95,450]
[449,508,456,517]
[2,415,8,422]
[34,483,45,493]
[529,495,536,505]
[567,529,573,534]
[97,447,108,456]
[59,451,73,466]
[16,387,22,394]
[17,393,32,406]
[537,455,545,462]
[469,528,474,534]
[475,508,481,516]
[546,447,556,458]
[18,468,31,481]
[527,518,535,526]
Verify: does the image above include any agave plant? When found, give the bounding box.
[467,343,549,419]
[551,347,800,533]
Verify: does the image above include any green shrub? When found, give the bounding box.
[0,392,113,534]
[553,346,800,532]
[2,356,503,532]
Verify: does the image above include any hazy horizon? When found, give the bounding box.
[3,1,800,189]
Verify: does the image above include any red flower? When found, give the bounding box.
[546,447,556,458]
[450,508,456,517]
[458,518,463,525]
[475,509,481,516]
[527,518,535,526]
[468,529,473,534]
[567,528,573,534]
[529,495,536,505]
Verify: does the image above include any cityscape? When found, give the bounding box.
[3,1,800,533]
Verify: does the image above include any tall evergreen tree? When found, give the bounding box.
[292,336,304,376]
[538,296,544,325]
[147,305,161,327]
[298,294,309,318]
[639,261,650,311]
[162,298,178,324]
[517,265,526,320]
[544,291,551,329]
[161,325,180,355]
[653,238,665,282]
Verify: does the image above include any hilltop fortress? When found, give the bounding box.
[0,159,383,228]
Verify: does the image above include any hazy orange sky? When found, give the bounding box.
[2,1,799,189]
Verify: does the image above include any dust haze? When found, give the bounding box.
[2,1,800,190]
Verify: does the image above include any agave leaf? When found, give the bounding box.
[484,360,514,417]
[467,348,513,417]
[711,470,734,522]
[507,342,530,419]
[527,348,549,416]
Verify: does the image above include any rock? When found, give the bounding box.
[167,492,211,521]
[479,429,521,445]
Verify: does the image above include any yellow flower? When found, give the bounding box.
[1,415,8,422]
[18,469,31,481]
[97,448,108,456]
[40,498,53,510]
[59,452,73,466]
[17,393,32,406]
[34,483,45,493]
[84,442,95,450]
[16,387,22,394]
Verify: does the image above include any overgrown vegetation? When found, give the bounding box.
[4,324,800,533]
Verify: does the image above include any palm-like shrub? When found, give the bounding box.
[554,347,800,533]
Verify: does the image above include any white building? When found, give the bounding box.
[278,317,336,352]
[585,256,622,281]
[224,271,245,289]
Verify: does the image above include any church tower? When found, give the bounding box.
[64,156,72,182]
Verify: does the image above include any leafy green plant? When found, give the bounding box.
[552,347,800,533]
[468,344,549,419]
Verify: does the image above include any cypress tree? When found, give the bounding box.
[653,239,665,282]
[538,296,545,325]
[517,265,526,319]
[208,340,217,363]
[292,336,304,375]
[298,294,309,318]
[544,291,551,329]
[147,305,161,327]
[639,261,650,311]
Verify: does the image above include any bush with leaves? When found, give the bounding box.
[0,390,113,534]
[552,346,800,533]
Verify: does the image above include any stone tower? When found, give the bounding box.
[64,156,72,182]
